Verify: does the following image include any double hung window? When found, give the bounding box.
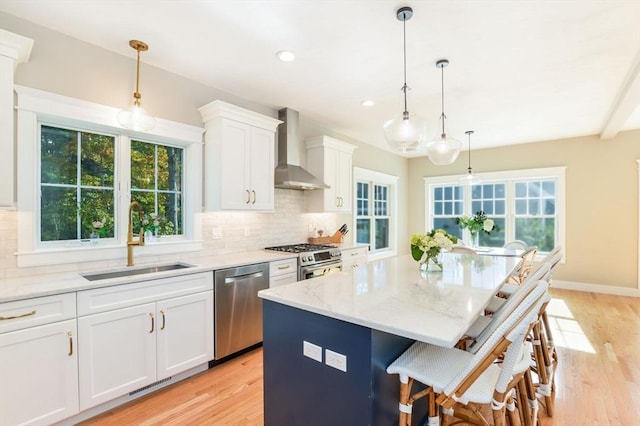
[354,168,398,258]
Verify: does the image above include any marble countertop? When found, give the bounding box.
[0,250,297,303]
[259,253,519,347]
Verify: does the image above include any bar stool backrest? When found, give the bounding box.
[469,263,551,354]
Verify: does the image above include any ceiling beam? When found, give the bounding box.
[601,48,640,139]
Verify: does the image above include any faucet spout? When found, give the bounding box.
[127,201,145,267]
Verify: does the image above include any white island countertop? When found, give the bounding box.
[259,253,519,347]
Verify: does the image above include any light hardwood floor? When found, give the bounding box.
[79,288,639,426]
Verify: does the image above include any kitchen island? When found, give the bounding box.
[258,253,519,426]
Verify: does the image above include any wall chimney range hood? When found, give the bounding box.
[274,108,329,190]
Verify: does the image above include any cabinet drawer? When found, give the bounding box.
[0,292,76,334]
[77,272,214,316]
[342,247,368,259]
[270,258,297,277]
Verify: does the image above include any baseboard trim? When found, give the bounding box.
[553,280,640,297]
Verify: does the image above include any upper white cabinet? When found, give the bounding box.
[0,30,33,208]
[199,100,281,211]
[305,136,357,213]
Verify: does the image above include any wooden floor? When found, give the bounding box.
[79,288,639,426]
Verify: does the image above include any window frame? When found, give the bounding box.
[15,85,204,267]
[424,167,566,254]
[353,167,399,260]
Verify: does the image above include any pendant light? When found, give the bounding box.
[117,40,156,132]
[426,59,461,165]
[382,7,427,153]
[460,130,481,184]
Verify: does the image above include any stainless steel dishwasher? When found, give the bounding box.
[214,263,269,359]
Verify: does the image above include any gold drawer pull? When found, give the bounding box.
[68,331,73,356]
[0,310,36,321]
[277,264,291,270]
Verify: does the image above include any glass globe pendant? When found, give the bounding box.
[426,59,461,165]
[383,7,427,153]
[460,130,481,184]
[117,40,156,132]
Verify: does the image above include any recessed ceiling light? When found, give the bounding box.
[276,50,295,62]
[362,100,375,107]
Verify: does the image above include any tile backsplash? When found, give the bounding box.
[0,189,340,279]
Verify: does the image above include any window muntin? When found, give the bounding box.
[131,140,184,236]
[514,180,556,251]
[355,170,396,255]
[40,125,115,242]
[433,185,463,239]
[471,183,506,246]
[425,168,565,253]
[356,182,391,250]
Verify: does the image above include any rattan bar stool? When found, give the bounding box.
[387,280,549,426]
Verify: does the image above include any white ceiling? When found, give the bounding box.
[2,0,639,156]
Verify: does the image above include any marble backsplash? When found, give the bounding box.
[0,189,341,280]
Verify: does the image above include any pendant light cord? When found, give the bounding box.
[440,63,446,135]
[134,47,141,106]
[401,12,408,114]
[467,133,471,172]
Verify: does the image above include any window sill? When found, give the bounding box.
[16,240,203,268]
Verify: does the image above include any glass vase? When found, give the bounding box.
[419,255,443,272]
[89,231,100,244]
[470,231,479,248]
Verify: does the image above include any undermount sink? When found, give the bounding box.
[82,263,194,281]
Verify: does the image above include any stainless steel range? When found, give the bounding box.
[265,243,342,280]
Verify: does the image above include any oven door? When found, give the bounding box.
[299,262,342,280]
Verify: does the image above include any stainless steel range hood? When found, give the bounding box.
[274,108,329,190]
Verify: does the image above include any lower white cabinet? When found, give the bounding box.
[77,272,214,411]
[0,313,78,426]
[78,303,156,410]
[341,246,369,270]
[269,258,298,287]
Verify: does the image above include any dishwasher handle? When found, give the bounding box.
[224,271,264,284]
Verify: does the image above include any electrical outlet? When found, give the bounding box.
[308,223,315,232]
[211,227,222,239]
[325,349,347,372]
[243,226,250,237]
[303,341,322,362]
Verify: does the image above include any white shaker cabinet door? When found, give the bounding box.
[0,319,79,426]
[220,120,253,210]
[156,291,214,380]
[249,126,276,210]
[78,303,156,411]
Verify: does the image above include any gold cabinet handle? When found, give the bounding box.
[277,264,291,270]
[160,309,166,330]
[0,310,36,320]
[149,312,155,333]
[251,190,256,204]
[246,189,251,204]
[67,331,73,356]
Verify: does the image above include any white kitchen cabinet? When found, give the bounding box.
[341,246,369,270]
[199,100,282,211]
[269,258,298,287]
[305,136,357,213]
[78,303,156,410]
[0,294,78,426]
[78,272,214,410]
[156,291,214,379]
[0,30,32,208]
